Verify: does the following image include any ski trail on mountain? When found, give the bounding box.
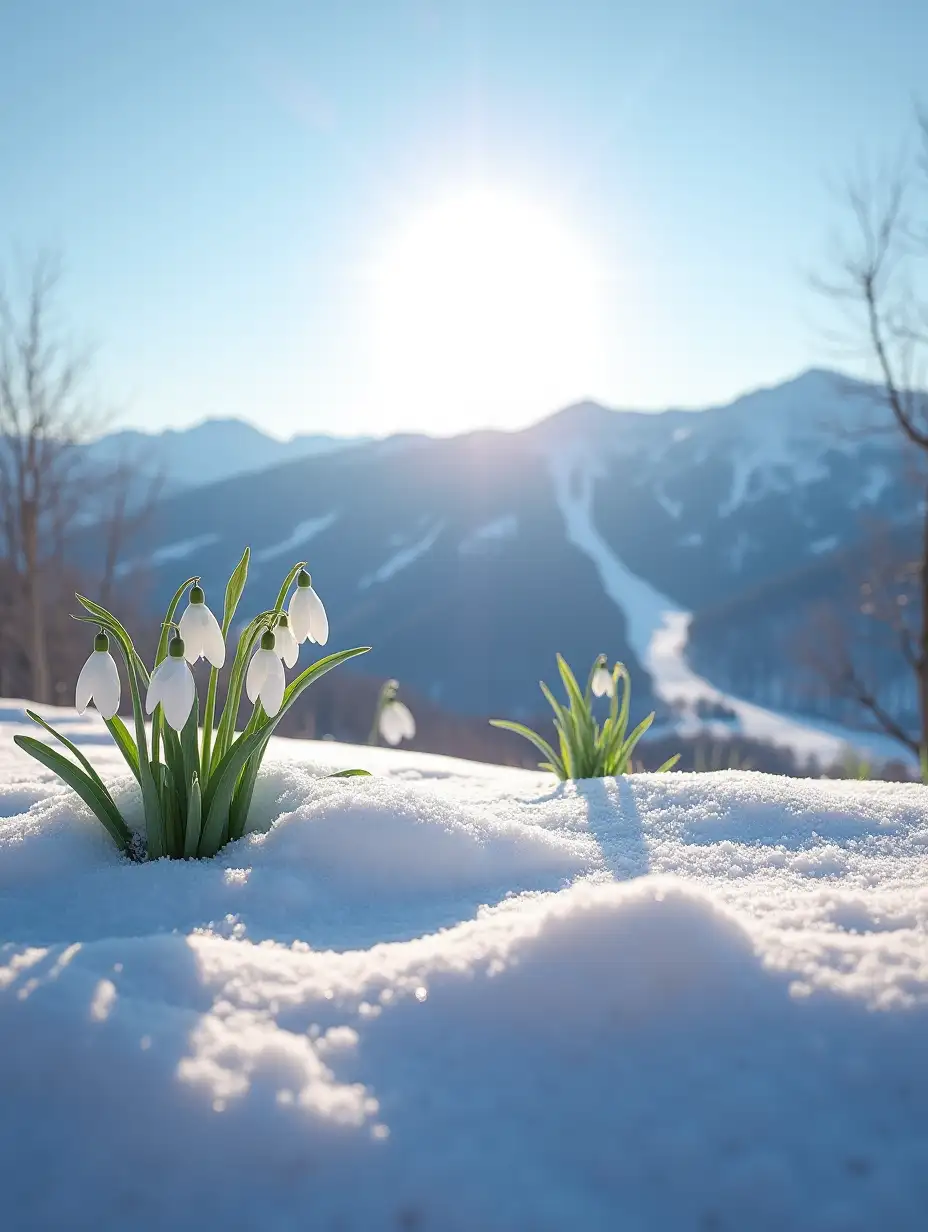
[550,455,911,768]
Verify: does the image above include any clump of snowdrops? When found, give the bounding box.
[14,550,370,860]
[491,654,679,780]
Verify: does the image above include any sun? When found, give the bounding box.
[369,188,603,433]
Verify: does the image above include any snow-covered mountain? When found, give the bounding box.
[82,369,918,746]
[85,418,367,491]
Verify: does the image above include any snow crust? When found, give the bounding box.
[2,701,927,1228]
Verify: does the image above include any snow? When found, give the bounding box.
[2,700,928,1228]
[115,533,221,578]
[458,514,518,554]
[550,454,914,769]
[254,513,338,562]
[810,534,839,555]
[358,521,445,589]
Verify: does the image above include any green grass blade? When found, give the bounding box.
[328,768,372,778]
[13,735,132,850]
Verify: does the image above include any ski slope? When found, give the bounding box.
[551,456,913,769]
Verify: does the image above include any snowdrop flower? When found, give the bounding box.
[591,657,615,699]
[75,631,121,720]
[288,569,328,645]
[246,629,286,717]
[379,697,416,746]
[146,633,196,731]
[273,612,299,669]
[178,584,225,668]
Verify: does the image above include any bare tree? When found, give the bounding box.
[813,116,928,759]
[0,253,159,703]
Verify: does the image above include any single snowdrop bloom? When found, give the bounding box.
[379,697,416,746]
[75,631,121,720]
[146,633,196,731]
[178,584,225,668]
[288,569,328,645]
[591,657,615,699]
[273,611,299,669]
[246,629,286,717]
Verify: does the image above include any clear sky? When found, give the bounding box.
[1,0,926,438]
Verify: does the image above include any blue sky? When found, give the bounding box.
[1,0,926,438]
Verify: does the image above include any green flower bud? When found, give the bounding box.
[297,569,312,589]
[261,629,276,651]
[169,632,186,658]
[189,584,205,605]
[94,631,109,653]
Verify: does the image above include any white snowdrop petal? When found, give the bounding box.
[145,661,167,715]
[75,653,97,715]
[591,668,614,699]
[259,653,286,717]
[288,590,313,643]
[306,587,329,646]
[276,625,299,669]
[396,701,416,740]
[246,649,272,704]
[94,653,122,721]
[178,605,205,662]
[201,606,226,669]
[379,703,404,746]
[160,659,196,731]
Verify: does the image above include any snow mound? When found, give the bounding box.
[2,708,928,1227]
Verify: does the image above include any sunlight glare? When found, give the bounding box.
[370,189,604,432]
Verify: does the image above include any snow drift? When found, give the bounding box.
[1,702,927,1229]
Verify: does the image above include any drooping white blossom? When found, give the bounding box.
[379,698,416,746]
[146,635,196,731]
[288,569,328,645]
[246,630,287,717]
[273,612,299,669]
[75,632,121,720]
[178,584,225,668]
[591,659,615,699]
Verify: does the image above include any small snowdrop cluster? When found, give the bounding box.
[18,550,370,860]
[492,654,679,781]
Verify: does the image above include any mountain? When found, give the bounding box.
[85,418,367,492]
[80,369,919,746]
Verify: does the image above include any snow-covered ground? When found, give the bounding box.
[2,700,927,1229]
[551,456,913,770]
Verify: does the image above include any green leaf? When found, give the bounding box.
[489,719,565,778]
[104,714,140,782]
[184,772,202,858]
[202,547,252,784]
[156,761,181,857]
[656,753,681,773]
[13,735,132,851]
[327,768,372,777]
[25,709,112,795]
[180,689,200,809]
[222,547,251,634]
